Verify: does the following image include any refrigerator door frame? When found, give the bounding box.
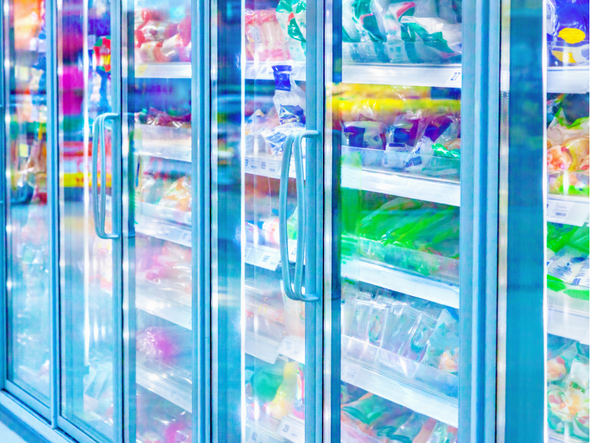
[192,0,212,439]
[322,0,503,442]
[459,0,502,440]
[496,0,547,439]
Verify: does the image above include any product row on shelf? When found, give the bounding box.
[133,61,590,94]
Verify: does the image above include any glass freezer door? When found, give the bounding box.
[3,0,51,411]
[210,0,318,440]
[122,0,194,441]
[56,0,120,440]
[329,1,463,440]
[544,4,589,442]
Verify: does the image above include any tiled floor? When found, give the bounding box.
[0,421,26,442]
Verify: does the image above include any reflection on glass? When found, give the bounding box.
[335,0,463,439]
[212,0,308,440]
[129,0,193,441]
[5,0,51,404]
[58,0,115,438]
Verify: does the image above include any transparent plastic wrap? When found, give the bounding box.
[547,94,589,197]
[134,7,191,63]
[343,197,460,282]
[547,223,589,302]
[341,0,462,64]
[547,337,590,440]
[546,0,589,66]
[342,292,459,398]
[340,392,458,442]
[341,97,461,180]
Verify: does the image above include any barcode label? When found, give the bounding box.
[278,416,305,443]
[178,230,191,246]
[245,246,280,271]
[278,336,305,364]
[547,200,575,224]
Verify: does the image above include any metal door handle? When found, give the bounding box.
[92,112,119,240]
[279,134,300,300]
[279,130,320,302]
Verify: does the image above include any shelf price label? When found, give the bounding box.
[547,199,588,226]
[278,336,305,364]
[445,69,462,88]
[278,416,305,443]
[247,428,276,443]
[341,360,361,385]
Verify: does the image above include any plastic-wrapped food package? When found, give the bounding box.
[272,65,306,125]
[547,337,590,438]
[400,16,462,56]
[547,0,589,65]
[276,0,306,60]
[134,8,192,63]
[423,309,459,373]
[245,9,291,61]
[136,326,188,365]
[159,176,192,212]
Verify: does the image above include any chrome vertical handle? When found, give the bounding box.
[293,130,320,302]
[92,112,119,240]
[279,134,300,301]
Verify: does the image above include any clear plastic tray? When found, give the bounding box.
[342,146,460,181]
[343,41,461,65]
[342,335,458,398]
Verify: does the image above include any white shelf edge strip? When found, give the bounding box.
[343,64,462,88]
[245,333,306,365]
[547,305,589,345]
[136,216,192,247]
[341,165,461,206]
[135,63,191,78]
[136,293,192,330]
[342,259,460,309]
[136,364,192,412]
[342,358,458,427]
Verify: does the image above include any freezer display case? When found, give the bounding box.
[332,1,462,441]
[210,0,463,439]
[544,1,589,441]
[2,0,51,409]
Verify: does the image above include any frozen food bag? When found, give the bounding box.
[401,16,462,55]
[344,121,387,149]
[547,246,589,287]
[276,0,306,59]
[547,0,589,65]
[388,412,429,440]
[262,122,305,156]
[350,0,393,42]
[159,176,192,212]
[272,65,306,125]
[399,313,437,361]
[426,422,459,442]
[423,309,459,373]
[136,326,189,365]
[381,304,420,353]
[251,361,285,403]
[264,361,300,420]
[547,341,578,382]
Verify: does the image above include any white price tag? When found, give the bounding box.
[278,416,305,443]
[288,239,297,262]
[341,360,360,385]
[181,148,192,162]
[445,69,462,88]
[247,428,273,443]
[278,336,305,364]
[178,229,191,246]
[245,246,280,271]
[547,199,588,226]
